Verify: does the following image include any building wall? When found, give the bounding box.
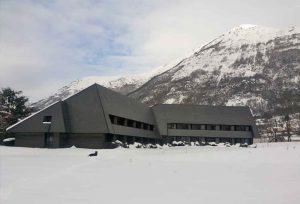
[67,133,106,149]
[63,85,109,134]
[14,132,62,148]
[7,102,66,133]
[152,104,258,138]
[167,129,253,138]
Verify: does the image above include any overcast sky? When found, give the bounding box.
[0,0,299,102]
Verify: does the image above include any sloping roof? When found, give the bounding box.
[96,84,155,124]
[7,101,66,133]
[62,84,109,133]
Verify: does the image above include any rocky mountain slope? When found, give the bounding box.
[129,25,300,116]
[33,25,300,120]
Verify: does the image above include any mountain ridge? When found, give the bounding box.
[32,24,300,119]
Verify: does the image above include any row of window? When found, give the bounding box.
[167,123,251,131]
[109,114,154,131]
[105,134,157,144]
[169,136,251,144]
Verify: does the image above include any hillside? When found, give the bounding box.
[129,25,300,117]
[32,25,300,120]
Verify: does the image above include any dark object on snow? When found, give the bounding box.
[89,151,98,157]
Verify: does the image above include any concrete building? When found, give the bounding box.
[7,84,258,148]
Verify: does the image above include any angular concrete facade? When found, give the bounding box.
[7,84,258,148]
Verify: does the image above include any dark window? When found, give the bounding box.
[43,116,52,123]
[127,136,134,144]
[135,137,142,142]
[191,124,201,130]
[176,123,189,129]
[175,136,181,141]
[167,123,176,129]
[136,122,142,129]
[143,123,149,130]
[108,114,153,131]
[221,125,231,131]
[117,117,125,126]
[191,137,198,142]
[109,115,115,124]
[206,137,215,142]
[127,119,134,127]
[207,125,216,130]
[235,125,248,131]
[116,135,124,141]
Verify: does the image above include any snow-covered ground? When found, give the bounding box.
[1,143,300,204]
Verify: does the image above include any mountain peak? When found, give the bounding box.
[237,24,258,29]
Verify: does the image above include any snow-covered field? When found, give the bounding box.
[1,143,300,204]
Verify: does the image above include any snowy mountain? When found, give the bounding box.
[31,61,178,109]
[33,24,300,118]
[129,25,300,116]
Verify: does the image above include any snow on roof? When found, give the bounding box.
[6,101,61,131]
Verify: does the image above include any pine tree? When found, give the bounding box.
[0,88,32,132]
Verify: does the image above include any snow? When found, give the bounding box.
[1,143,300,204]
[2,138,15,142]
[170,25,300,82]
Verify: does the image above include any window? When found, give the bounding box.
[175,136,181,141]
[136,122,142,129]
[149,125,154,131]
[236,125,247,131]
[116,135,124,141]
[143,123,149,130]
[191,137,198,142]
[207,125,216,130]
[221,125,231,131]
[167,123,176,129]
[108,114,154,131]
[191,124,201,130]
[117,117,125,126]
[176,123,189,129]
[127,119,134,127]
[43,116,52,124]
[109,115,115,124]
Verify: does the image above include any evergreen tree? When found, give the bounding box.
[0,88,32,132]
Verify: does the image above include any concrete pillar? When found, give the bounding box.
[231,138,235,145]
[231,125,235,131]
[215,138,220,144]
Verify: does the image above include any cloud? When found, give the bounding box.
[0,0,299,101]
